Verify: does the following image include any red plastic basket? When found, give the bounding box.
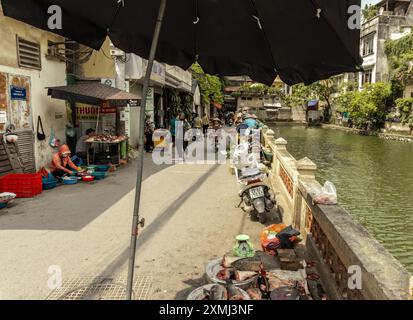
[0,173,43,198]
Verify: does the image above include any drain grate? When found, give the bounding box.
[46,276,152,300]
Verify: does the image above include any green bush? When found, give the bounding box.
[395,97,413,126]
[337,82,392,129]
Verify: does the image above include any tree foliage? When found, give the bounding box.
[362,4,378,21]
[284,83,313,109]
[337,82,392,129]
[394,98,413,126]
[191,63,224,107]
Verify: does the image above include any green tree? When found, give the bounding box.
[309,79,336,122]
[394,98,413,126]
[340,82,392,130]
[284,83,313,110]
[362,4,378,21]
[191,63,224,108]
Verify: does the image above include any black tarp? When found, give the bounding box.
[1,0,362,85]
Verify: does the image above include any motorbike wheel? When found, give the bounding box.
[250,212,259,222]
[258,213,267,224]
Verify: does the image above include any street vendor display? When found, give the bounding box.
[85,134,128,166]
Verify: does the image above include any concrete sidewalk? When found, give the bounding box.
[0,155,271,300]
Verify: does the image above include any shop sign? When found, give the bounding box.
[76,104,99,121]
[101,101,117,114]
[55,111,64,119]
[10,86,27,100]
[146,87,154,111]
[0,111,7,124]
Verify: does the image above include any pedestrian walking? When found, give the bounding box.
[202,113,209,135]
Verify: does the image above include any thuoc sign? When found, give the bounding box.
[76,104,99,121]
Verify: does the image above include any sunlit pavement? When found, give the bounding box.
[0,154,268,300]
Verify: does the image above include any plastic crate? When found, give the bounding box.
[0,173,42,198]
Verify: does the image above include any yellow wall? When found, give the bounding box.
[76,38,115,80]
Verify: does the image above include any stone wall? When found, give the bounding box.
[383,121,412,135]
[262,129,412,300]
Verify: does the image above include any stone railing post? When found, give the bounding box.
[264,129,275,148]
[273,138,287,180]
[294,157,317,234]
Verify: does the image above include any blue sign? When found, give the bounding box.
[10,86,27,101]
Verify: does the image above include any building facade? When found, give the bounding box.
[359,0,413,89]
[0,6,68,172]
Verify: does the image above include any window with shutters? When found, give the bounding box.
[16,36,42,70]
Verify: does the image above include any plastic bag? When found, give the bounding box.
[314,181,338,205]
[260,224,287,254]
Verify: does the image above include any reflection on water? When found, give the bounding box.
[271,125,413,273]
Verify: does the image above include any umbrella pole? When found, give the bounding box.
[126,0,167,300]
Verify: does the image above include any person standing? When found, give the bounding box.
[202,112,209,135]
[75,128,95,161]
[169,114,178,145]
[144,114,155,153]
[193,113,202,130]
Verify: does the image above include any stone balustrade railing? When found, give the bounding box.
[262,128,412,300]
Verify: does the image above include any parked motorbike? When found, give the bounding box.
[237,171,276,224]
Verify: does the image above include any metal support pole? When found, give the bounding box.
[126,0,167,300]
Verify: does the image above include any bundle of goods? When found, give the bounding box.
[313,181,337,205]
[187,284,250,301]
[87,134,127,143]
[260,224,301,255]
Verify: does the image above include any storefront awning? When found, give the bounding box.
[47,82,141,107]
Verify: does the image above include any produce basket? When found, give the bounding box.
[0,173,42,198]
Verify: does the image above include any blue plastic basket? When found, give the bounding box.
[63,177,78,185]
[92,172,107,180]
[96,165,110,172]
[42,176,58,190]
[0,202,7,209]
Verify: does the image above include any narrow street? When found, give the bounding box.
[0,155,265,300]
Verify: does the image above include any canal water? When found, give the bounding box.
[271,124,413,273]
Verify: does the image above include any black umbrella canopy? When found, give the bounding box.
[1,0,362,85]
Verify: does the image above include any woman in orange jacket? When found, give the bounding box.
[49,145,81,179]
